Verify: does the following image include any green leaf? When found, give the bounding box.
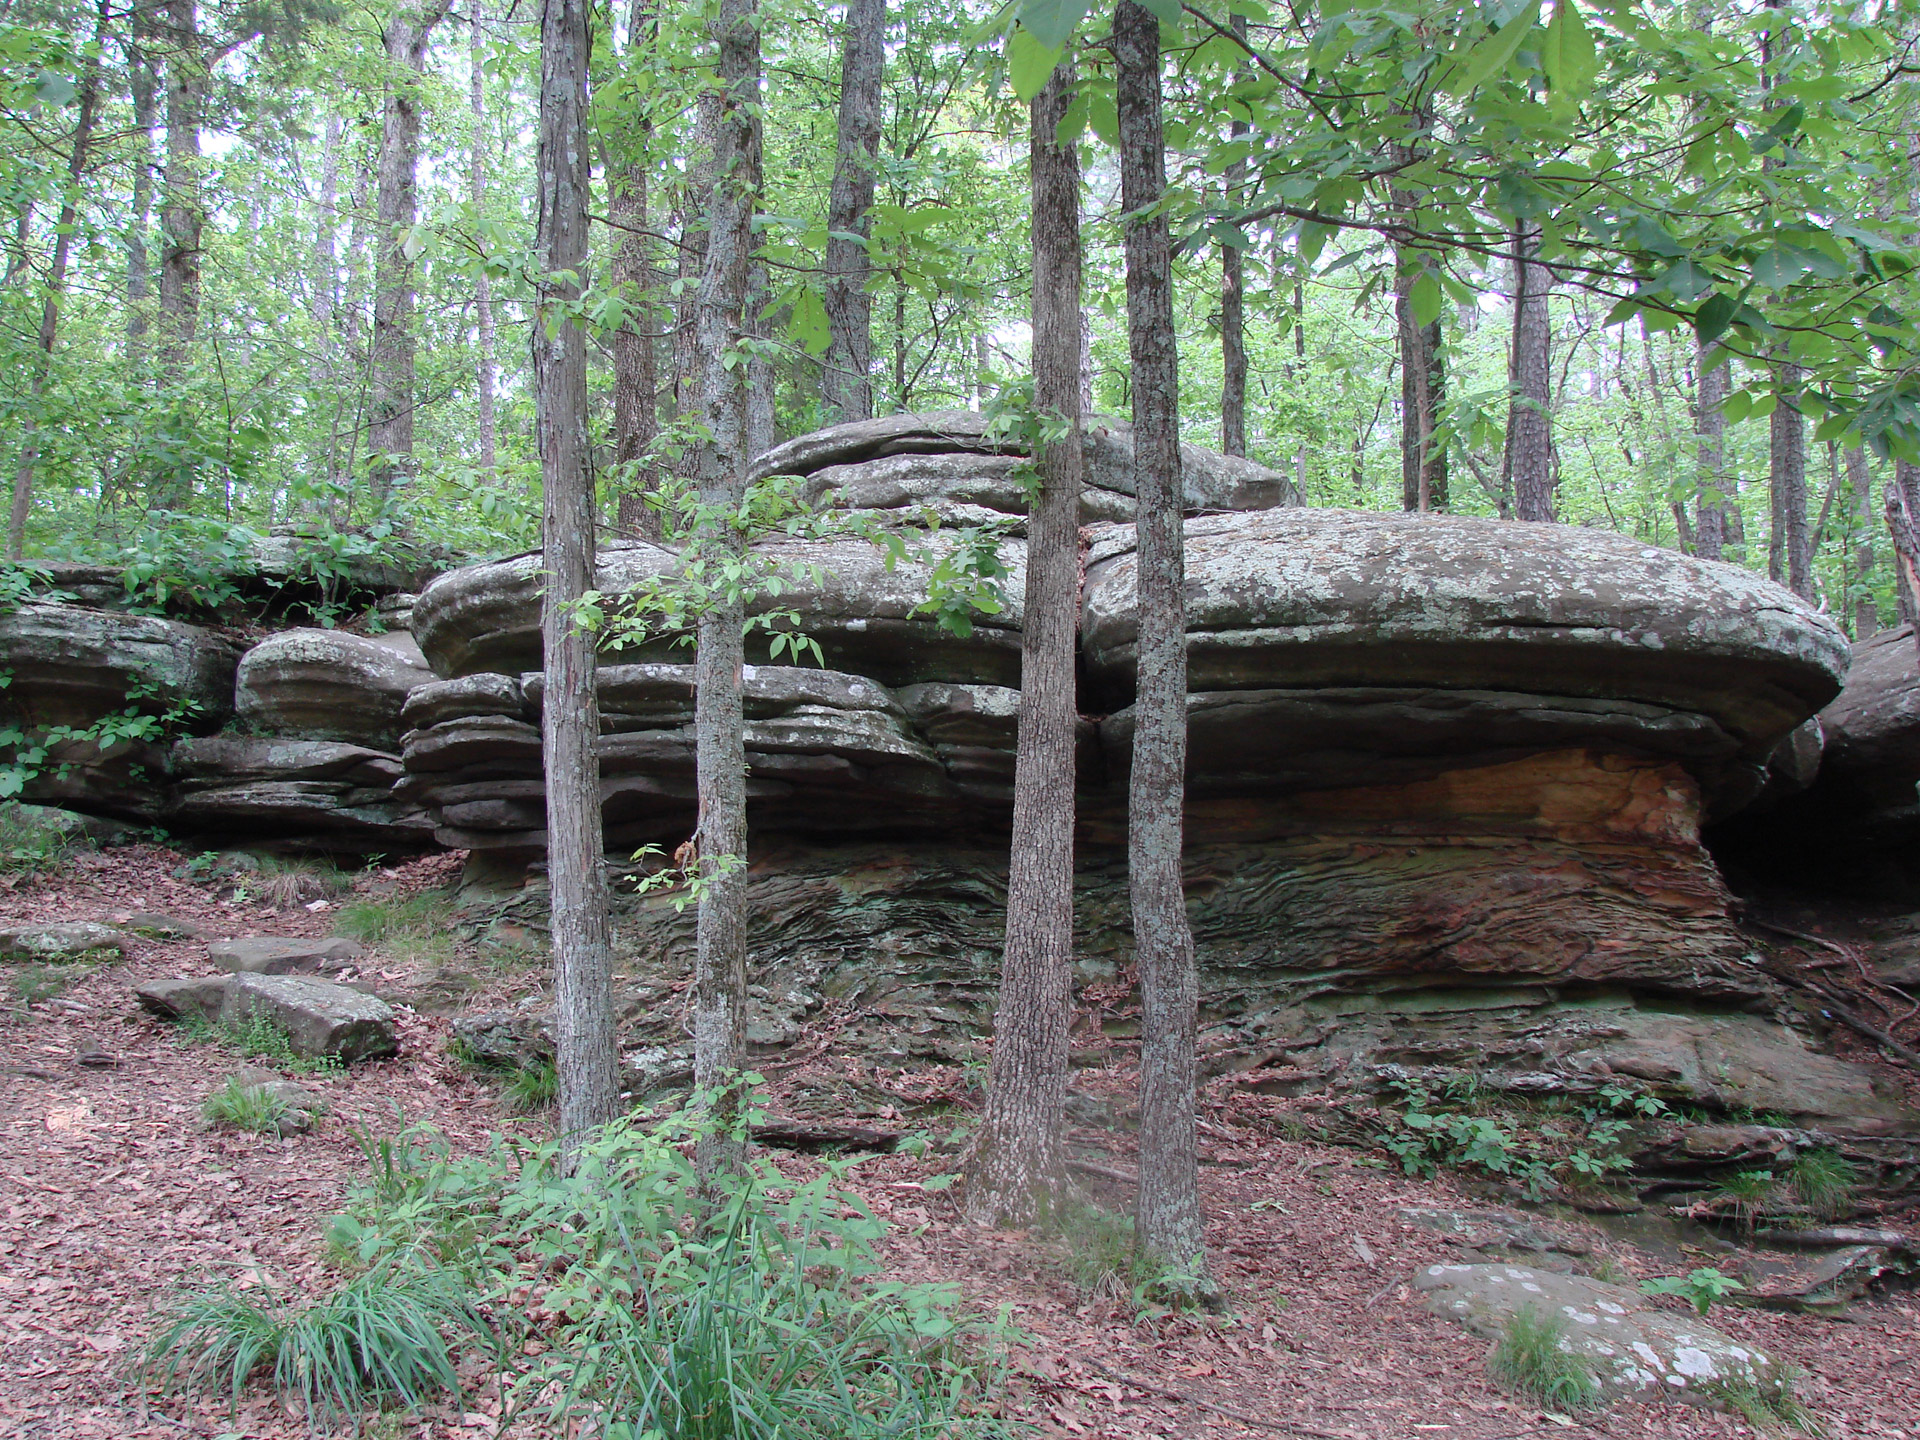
[1016,0,1089,49]
[1692,292,1738,344]
[1008,26,1066,103]
[786,286,829,356]
[1447,0,1541,95]
[1541,0,1597,100]
[1409,273,1443,328]
[1139,0,1183,23]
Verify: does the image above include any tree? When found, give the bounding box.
[536,0,620,1151]
[1846,447,1877,637]
[1772,360,1811,598]
[158,0,206,394]
[689,0,761,1173]
[1694,345,1730,560]
[1396,272,1447,512]
[1506,221,1553,522]
[368,0,452,506]
[1217,13,1248,459]
[962,60,1082,1228]
[821,0,884,425]
[8,0,104,559]
[471,1,498,480]
[610,0,660,537]
[1114,0,1208,1292]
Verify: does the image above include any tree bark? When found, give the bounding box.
[473,3,499,479]
[745,258,776,459]
[690,0,761,1175]
[821,0,884,425]
[611,0,659,536]
[536,0,619,1154]
[1114,0,1207,1289]
[1693,345,1729,560]
[313,112,344,507]
[1395,289,1446,511]
[672,86,721,482]
[1887,461,1920,650]
[369,0,451,507]
[158,0,205,403]
[1218,14,1248,459]
[1505,222,1553,522]
[962,64,1082,1227]
[8,0,104,560]
[128,6,157,367]
[1771,358,1811,599]
[1846,446,1877,637]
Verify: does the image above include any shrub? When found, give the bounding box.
[1487,1306,1601,1413]
[1640,1267,1746,1316]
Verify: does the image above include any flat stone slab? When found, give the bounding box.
[1739,1245,1909,1313]
[1413,1262,1777,1405]
[219,973,397,1062]
[134,975,230,1022]
[0,921,125,960]
[207,936,364,975]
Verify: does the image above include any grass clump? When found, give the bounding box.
[1712,1168,1781,1234]
[499,1057,557,1113]
[10,961,92,1008]
[174,1009,343,1078]
[202,1078,296,1137]
[145,1253,491,1431]
[1048,1202,1211,1311]
[1487,1306,1602,1414]
[1787,1148,1858,1221]
[1706,1373,1824,1435]
[334,891,456,965]
[0,803,77,880]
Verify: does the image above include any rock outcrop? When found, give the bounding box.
[168,737,431,848]
[234,628,434,750]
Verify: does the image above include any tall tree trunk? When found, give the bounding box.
[313,112,344,508]
[1218,14,1248,459]
[821,0,883,425]
[369,0,451,507]
[611,0,659,536]
[472,3,498,479]
[1886,461,1920,648]
[672,86,721,477]
[537,0,619,1153]
[1693,345,1729,559]
[1395,282,1446,512]
[8,0,104,559]
[962,64,1082,1227]
[1772,358,1811,598]
[1505,222,1553,522]
[745,258,776,458]
[1115,0,1208,1291]
[1847,447,1877,637]
[690,0,761,1175]
[128,7,156,367]
[159,0,204,389]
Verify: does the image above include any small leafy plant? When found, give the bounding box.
[202,1078,296,1137]
[1640,1267,1747,1316]
[1487,1305,1601,1413]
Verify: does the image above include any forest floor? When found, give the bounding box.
[1,846,1917,1440]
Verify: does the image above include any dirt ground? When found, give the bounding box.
[2,845,1917,1440]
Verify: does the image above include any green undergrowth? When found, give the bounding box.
[201,1077,298,1137]
[445,1035,557,1113]
[334,890,458,966]
[1370,1077,1665,1199]
[0,802,79,879]
[9,960,96,1010]
[1486,1306,1601,1413]
[1704,1372,1824,1435]
[174,1009,344,1078]
[1046,1202,1212,1313]
[149,1102,1017,1437]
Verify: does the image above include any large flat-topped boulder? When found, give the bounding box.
[411,535,1026,686]
[1083,510,1848,755]
[1810,624,1920,799]
[235,628,434,750]
[0,603,241,729]
[169,736,430,848]
[755,408,1293,514]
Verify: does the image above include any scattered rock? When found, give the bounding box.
[218,1064,329,1125]
[1398,1206,1594,1265]
[113,912,211,940]
[1738,1244,1912,1314]
[0,921,125,960]
[219,973,398,1062]
[1753,1225,1912,1248]
[1413,1261,1778,1405]
[207,936,365,976]
[450,1009,554,1069]
[0,802,138,846]
[74,1044,118,1070]
[133,975,230,1022]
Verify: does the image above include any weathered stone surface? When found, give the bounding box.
[219,972,397,1061]
[0,802,138,846]
[1398,1206,1594,1262]
[799,451,1130,528]
[412,536,1026,685]
[207,936,365,975]
[168,737,428,847]
[1738,1244,1908,1313]
[234,628,434,749]
[0,921,124,959]
[134,975,230,1021]
[0,603,243,730]
[1818,625,1920,791]
[1083,511,1848,756]
[1413,1262,1777,1404]
[399,673,531,731]
[451,1008,555,1069]
[211,1065,328,1131]
[755,409,1294,513]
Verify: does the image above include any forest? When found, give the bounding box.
[5,0,1920,1436]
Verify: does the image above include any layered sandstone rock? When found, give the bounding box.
[168,736,430,848]
[234,628,434,750]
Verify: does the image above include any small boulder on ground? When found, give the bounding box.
[211,1064,329,1131]
[1414,1261,1777,1406]
[133,975,230,1022]
[207,936,364,975]
[1,802,138,846]
[219,973,398,1062]
[0,921,125,960]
